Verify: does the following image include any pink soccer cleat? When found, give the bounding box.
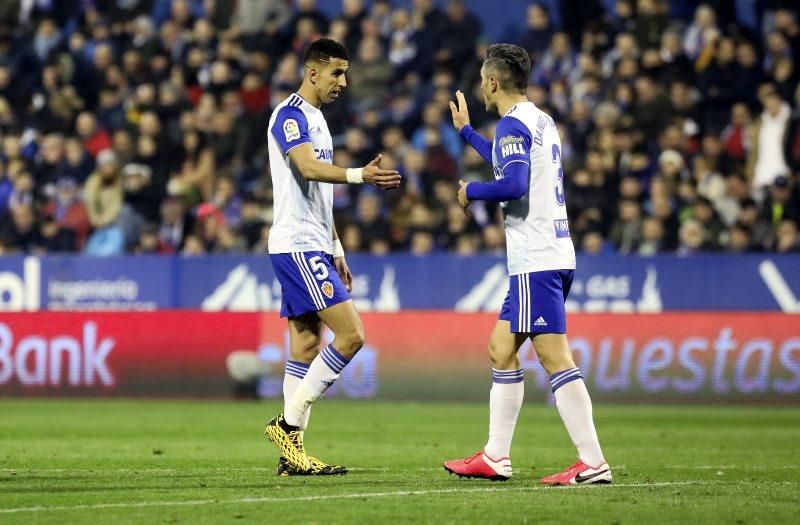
[540,459,612,486]
[443,451,512,481]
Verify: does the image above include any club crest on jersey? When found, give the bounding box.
[499,136,525,158]
[283,119,300,142]
[321,281,334,299]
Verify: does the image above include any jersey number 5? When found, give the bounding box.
[552,144,566,206]
[308,256,329,280]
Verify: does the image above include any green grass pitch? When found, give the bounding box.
[1,399,799,523]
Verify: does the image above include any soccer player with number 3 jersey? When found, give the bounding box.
[443,44,611,486]
[263,38,401,476]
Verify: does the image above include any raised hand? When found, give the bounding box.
[362,154,402,190]
[449,90,470,132]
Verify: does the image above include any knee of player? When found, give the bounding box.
[295,342,321,362]
[535,348,573,375]
[350,326,366,350]
[487,341,513,366]
[338,326,365,353]
[535,351,554,371]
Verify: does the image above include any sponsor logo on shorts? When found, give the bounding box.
[321,281,334,299]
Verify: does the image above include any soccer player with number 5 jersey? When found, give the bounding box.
[263,38,401,476]
[443,44,611,486]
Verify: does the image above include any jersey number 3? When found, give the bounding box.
[552,144,566,206]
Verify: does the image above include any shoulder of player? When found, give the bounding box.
[496,115,533,143]
[270,104,309,133]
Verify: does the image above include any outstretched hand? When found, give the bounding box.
[449,90,470,132]
[362,154,402,190]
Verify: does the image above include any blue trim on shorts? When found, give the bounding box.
[499,269,573,334]
[270,251,350,318]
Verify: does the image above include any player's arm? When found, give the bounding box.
[289,146,399,189]
[331,224,352,292]
[450,90,492,164]
[270,105,400,189]
[459,118,531,206]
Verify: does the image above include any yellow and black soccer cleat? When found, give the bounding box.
[276,430,347,476]
[276,454,347,476]
[308,455,348,475]
[288,430,347,475]
[276,456,293,476]
[264,414,311,473]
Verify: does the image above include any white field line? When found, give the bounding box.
[2,481,786,514]
[2,464,797,474]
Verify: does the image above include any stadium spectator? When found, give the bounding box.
[677,218,707,255]
[761,175,800,227]
[683,4,719,61]
[774,219,800,253]
[42,177,90,250]
[347,36,393,109]
[388,8,417,72]
[436,0,481,69]
[517,4,553,63]
[637,216,666,255]
[0,204,43,252]
[749,92,793,191]
[610,198,643,254]
[76,112,113,158]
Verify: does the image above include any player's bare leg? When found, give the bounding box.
[265,313,318,473]
[444,321,527,480]
[315,299,366,359]
[266,300,364,471]
[533,333,611,485]
[281,299,364,421]
[272,314,345,476]
[286,313,324,430]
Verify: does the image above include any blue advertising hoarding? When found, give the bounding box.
[0,254,798,312]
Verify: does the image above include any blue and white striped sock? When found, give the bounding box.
[492,368,525,384]
[484,368,525,460]
[550,367,605,467]
[285,360,310,380]
[283,360,311,430]
[550,367,583,393]
[284,344,351,427]
[319,344,350,374]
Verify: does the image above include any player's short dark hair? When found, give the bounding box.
[303,38,349,65]
[483,43,530,94]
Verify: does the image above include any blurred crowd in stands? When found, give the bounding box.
[0,0,799,257]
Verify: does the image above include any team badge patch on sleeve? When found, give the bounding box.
[321,281,334,299]
[284,119,300,142]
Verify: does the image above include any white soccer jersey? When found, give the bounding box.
[493,102,576,275]
[267,93,334,254]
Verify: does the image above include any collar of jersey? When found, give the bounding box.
[504,101,534,117]
[293,92,318,110]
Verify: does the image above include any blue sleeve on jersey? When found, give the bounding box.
[465,117,531,202]
[270,106,311,155]
[459,124,493,164]
[465,161,529,202]
[493,117,533,169]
